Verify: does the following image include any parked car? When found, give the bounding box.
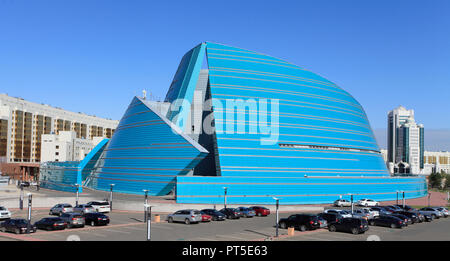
[394,211,420,223]
[352,209,373,220]
[200,209,226,221]
[0,206,11,220]
[328,217,369,234]
[434,207,449,217]
[324,209,352,218]
[167,209,202,224]
[418,207,443,219]
[60,213,85,228]
[201,213,212,222]
[385,205,403,212]
[389,213,411,225]
[369,215,406,228]
[333,199,351,207]
[357,199,379,207]
[396,204,416,211]
[86,201,111,213]
[316,215,328,228]
[49,203,74,216]
[0,218,36,234]
[34,217,67,231]
[249,206,270,217]
[370,206,392,215]
[361,207,379,218]
[317,212,343,225]
[219,208,241,219]
[84,212,110,226]
[73,204,95,214]
[278,214,321,231]
[235,207,256,218]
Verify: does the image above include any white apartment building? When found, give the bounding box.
[41,131,104,162]
[0,93,118,163]
[396,117,424,174]
[387,106,414,164]
[422,151,450,175]
[387,106,424,174]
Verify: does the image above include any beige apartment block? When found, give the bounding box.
[0,93,118,164]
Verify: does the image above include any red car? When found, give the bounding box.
[201,214,212,222]
[250,206,270,217]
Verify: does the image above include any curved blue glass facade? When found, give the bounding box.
[84,42,427,203]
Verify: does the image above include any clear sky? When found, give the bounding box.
[1,0,449,147]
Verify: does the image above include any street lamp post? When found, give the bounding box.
[396,191,399,205]
[350,194,354,214]
[75,184,80,207]
[273,197,280,237]
[143,189,149,222]
[109,184,115,211]
[26,193,32,234]
[402,191,405,208]
[19,184,24,210]
[223,187,228,209]
[144,204,151,241]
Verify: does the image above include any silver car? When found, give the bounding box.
[352,209,373,220]
[419,207,443,219]
[334,199,351,207]
[49,204,74,216]
[167,209,202,224]
[73,204,95,214]
[434,207,449,217]
[59,212,85,228]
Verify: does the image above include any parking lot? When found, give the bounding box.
[2,206,450,241]
[0,208,291,241]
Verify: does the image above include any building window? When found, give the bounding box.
[56,145,59,149]
[55,152,59,156]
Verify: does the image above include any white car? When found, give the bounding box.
[323,209,352,218]
[86,201,111,213]
[0,206,11,220]
[362,207,379,217]
[333,199,352,207]
[357,199,379,207]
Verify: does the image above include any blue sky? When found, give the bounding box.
[0,0,449,148]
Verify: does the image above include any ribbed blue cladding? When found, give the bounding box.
[175,42,427,204]
[89,97,208,196]
[205,42,386,178]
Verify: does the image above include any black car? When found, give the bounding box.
[34,217,67,231]
[328,217,369,234]
[369,215,406,228]
[201,209,226,221]
[394,211,420,224]
[370,206,392,215]
[84,213,110,226]
[278,214,321,231]
[389,213,411,225]
[0,218,36,234]
[396,205,416,212]
[317,212,343,225]
[219,208,241,219]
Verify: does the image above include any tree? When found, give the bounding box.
[444,173,450,190]
[429,171,444,189]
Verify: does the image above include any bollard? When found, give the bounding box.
[287,227,295,236]
[154,215,160,223]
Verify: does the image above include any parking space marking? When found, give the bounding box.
[122,226,146,231]
[214,234,246,241]
[191,237,219,241]
[104,228,132,234]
